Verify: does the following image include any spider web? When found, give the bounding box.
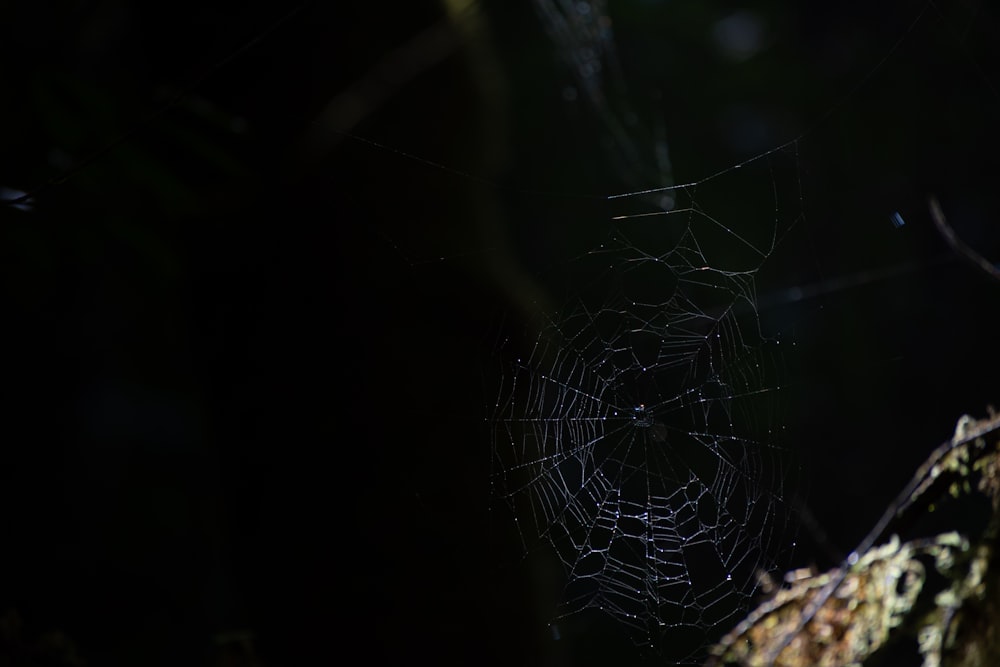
[490,144,803,659]
[484,2,816,657]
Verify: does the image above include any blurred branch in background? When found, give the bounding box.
[295,12,461,165]
[929,197,1000,285]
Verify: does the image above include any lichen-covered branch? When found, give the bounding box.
[706,409,1000,667]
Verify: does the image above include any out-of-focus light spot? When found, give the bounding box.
[0,186,33,212]
[712,11,766,62]
[890,211,905,228]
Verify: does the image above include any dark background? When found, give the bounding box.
[1,1,999,665]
